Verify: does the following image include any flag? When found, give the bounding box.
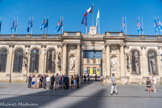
[81,14,87,26]
[44,18,48,28]
[121,17,126,33]
[158,18,162,31]
[55,17,63,32]
[83,5,93,16]
[141,18,144,34]
[27,18,33,32]
[154,18,158,33]
[96,10,99,27]
[14,18,18,32]
[40,18,46,30]
[11,19,15,33]
[137,17,140,34]
[0,18,2,32]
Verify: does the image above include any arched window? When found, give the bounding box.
[13,49,23,72]
[29,49,39,73]
[0,48,7,72]
[131,50,140,75]
[46,49,55,73]
[148,50,158,75]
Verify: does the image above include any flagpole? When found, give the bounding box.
[62,16,63,34]
[59,16,61,34]
[125,16,127,35]
[86,26,87,34]
[99,13,100,34]
[92,3,94,26]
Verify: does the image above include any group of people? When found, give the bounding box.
[28,73,80,90]
[28,73,158,95]
[146,75,157,93]
[82,73,98,82]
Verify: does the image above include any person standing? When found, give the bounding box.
[111,73,118,95]
[28,74,32,88]
[87,74,90,82]
[95,73,97,81]
[100,75,104,86]
[50,75,55,90]
[31,75,36,89]
[83,74,86,83]
[146,77,151,92]
[71,75,74,89]
[152,75,157,93]
[42,74,46,89]
[55,73,59,90]
[73,75,77,89]
[46,75,50,89]
[76,74,79,88]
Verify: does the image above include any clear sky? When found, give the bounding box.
[0,0,162,35]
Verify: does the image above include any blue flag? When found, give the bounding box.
[55,18,63,32]
[27,18,33,32]
[11,19,15,33]
[81,14,87,26]
[154,18,158,33]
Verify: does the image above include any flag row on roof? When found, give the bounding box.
[0,16,63,34]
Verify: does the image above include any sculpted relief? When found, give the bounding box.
[69,55,75,71]
[111,56,117,73]
[23,52,28,71]
[131,50,140,75]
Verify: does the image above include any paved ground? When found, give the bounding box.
[0,82,162,108]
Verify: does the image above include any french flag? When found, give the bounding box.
[83,6,93,16]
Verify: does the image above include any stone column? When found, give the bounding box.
[6,45,14,82]
[38,45,46,75]
[157,53,161,75]
[142,46,149,76]
[62,44,67,75]
[106,44,110,77]
[140,47,144,77]
[120,44,125,77]
[76,44,81,76]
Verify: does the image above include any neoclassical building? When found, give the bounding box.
[0,26,162,84]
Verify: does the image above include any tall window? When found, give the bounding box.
[13,49,23,72]
[131,50,140,75]
[93,67,96,74]
[0,48,7,72]
[29,49,39,73]
[148,50,158,75]
[46,49,55,73]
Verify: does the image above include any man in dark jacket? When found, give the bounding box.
[42,75,46,89]
[76,74,79,88]
[28,74,32,88]
[50,75,55,90]
[64,75,69,89]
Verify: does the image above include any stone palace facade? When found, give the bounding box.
[0,26,162,84]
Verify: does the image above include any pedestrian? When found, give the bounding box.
[42,74,46,89]
[84,74,86,83]
[76,74,79,88]
[55,73,59,90]
[152,75,157,93]
[100,75,104,86]
[87,73,90,82]
[31,75,35,89]
[95,73,97,81]
[71,75,74,89]
[46,75,50,89]
[50,75,55,90]
[146,77,151,92]
[28,74,32,88]
[37,74,40,88]
[73,75,77,89]
[61,74,64,89]
[40,74,43,88]
[110,73,118,95]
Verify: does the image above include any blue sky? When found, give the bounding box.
[0,0,162,35]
